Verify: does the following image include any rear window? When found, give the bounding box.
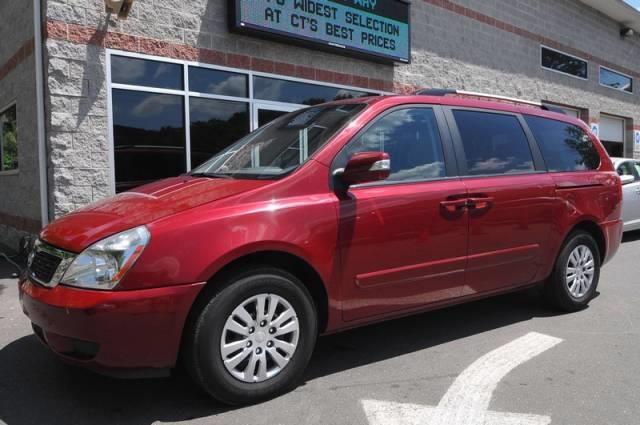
[524,116,600,172]
[452,110,535,176]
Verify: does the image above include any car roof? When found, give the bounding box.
[360,95,587,128]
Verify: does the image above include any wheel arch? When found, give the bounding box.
[566,220,607,262]
[186,250,330,336]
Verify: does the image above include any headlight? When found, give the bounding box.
[61,226,150,290]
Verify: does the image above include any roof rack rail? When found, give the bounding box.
[414,89,566,115]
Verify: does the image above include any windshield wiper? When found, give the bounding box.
[189,172,234,179]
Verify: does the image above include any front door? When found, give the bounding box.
[446,108,555,295]
[335,106,469,322]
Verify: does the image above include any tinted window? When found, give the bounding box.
[525,116,600,172]
[112,90,185,192]
[254,76,374,106]
[189,98,250,168]
[541,47,588,79]
[336,108,446,182]
[188,66,248,97]
[111,56,183,90]
[634,162,640,177]
[0,104,17,171]
[600,67,633,93]
[453,110,534,176]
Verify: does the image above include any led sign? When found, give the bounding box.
[229,0,411,64]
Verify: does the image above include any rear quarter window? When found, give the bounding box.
[524,116,600,172]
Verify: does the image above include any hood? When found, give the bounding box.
[41,176,270,252]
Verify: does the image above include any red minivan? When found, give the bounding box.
[19,91,623,404]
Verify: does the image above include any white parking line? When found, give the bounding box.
[362,332,563,425]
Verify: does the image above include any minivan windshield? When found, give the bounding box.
[190,103,366,179]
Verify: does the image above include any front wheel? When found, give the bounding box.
[184,268,318,405]
[544,231,600,312]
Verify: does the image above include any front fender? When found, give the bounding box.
[117,193,340,293]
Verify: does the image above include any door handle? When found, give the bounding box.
[440,199,468,213]
[467,197,494,210]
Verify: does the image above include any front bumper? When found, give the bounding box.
[19,277,205,376]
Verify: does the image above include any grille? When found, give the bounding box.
[29,250,63,284]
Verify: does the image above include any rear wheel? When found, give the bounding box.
[184,268,317,405]
[544,231,600,312]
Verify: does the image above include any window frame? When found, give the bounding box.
[443,106,546,179]
[540,45,589,81]
[106,49,388,194]
[330,104,459,190]
[599,65,634,95]
[0,100,18,175]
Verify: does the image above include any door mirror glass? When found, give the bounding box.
[339,152,391,186]
[620,174,635,185]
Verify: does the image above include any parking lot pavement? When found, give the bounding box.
[1,232,639,425]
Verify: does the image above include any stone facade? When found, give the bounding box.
[0,1,41,251]
[1,0,640,249]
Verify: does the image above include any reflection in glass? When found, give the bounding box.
[254,76,374,105]
[600,68,633,93]
[112,89,186,192]
[0,104,18,171]
[189,98,250,168]
[258,109,290,127]
[454,110,535,176]
[525,116,600,171]
[111,56,183,90]
[337,108,446,182]
[188,67,248,97]
[541,48,588,79]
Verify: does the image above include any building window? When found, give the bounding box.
[0,104,18,172]
[108,52,382,192]
[600,67,633,93]
[541,46,588,80]
[188,67,248,97]
[189,98,250,168]
[253,76,373,106]
[112,90,186,192]
[111,56,183,90]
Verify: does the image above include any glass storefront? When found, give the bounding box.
[108,53,380,192]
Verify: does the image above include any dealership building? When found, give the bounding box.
[1,0,640,251]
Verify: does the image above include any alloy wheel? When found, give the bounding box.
[566,244,595,298]
[220,293,299,383]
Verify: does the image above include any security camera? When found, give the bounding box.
[105,0,134,18]
[620,27,634,38]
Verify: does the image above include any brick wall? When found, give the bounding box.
[41,0,640,221]
[401,0,640,151]
[0,1,41,250]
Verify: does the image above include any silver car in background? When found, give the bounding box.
[613,157,640,232]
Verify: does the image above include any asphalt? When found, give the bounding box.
[1,231,639,425]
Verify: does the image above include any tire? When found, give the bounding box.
[544,230,600,312]
[184,267,318,405]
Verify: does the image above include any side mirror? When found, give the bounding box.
[337,151,391,186]
[620,174,635,185]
